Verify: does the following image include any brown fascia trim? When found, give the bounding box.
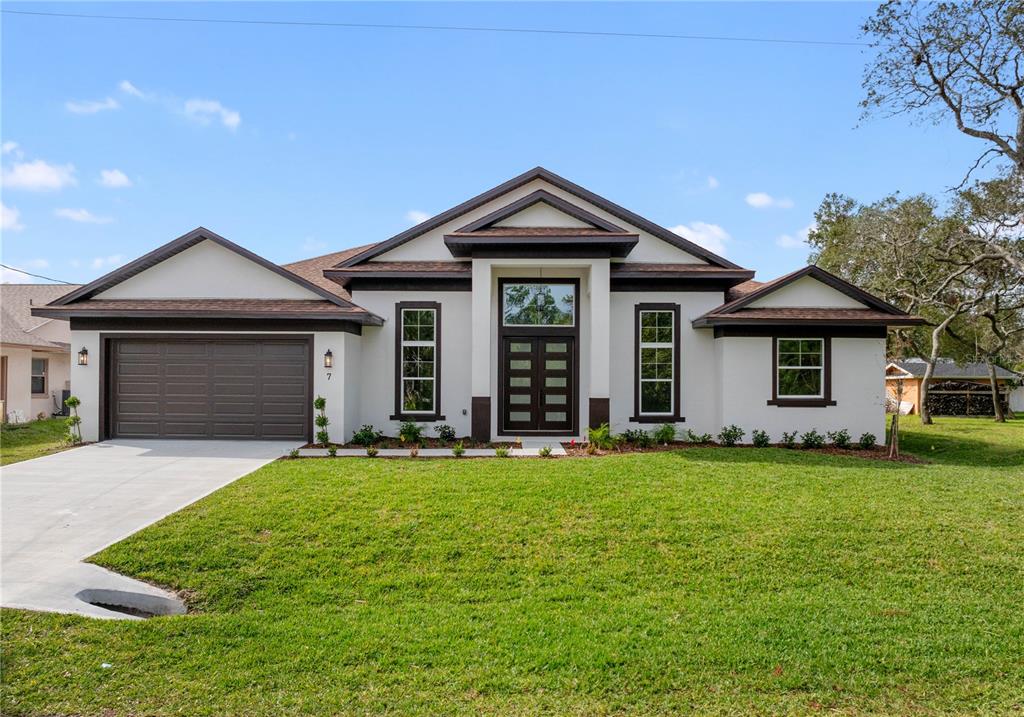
[712,325,888,339]
[610,267,755,280]
[34,306,384,325]
[49,227,377,317]
[324,267,472,280]
[337,166,744,270]
[344,278,472,292]
[692,315,924,328]
[71,317,364,334]
[456,188,627,233]
[444,234,639,258]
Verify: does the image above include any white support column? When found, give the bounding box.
[589,260,611,428]
[470,259,492,440]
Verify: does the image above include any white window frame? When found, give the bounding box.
[30,357,48,397]
[400,307,437,414]
[638,309,675,416]
[776,337,825,399]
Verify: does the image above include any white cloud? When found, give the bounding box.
[55,208,113,224]
[184,98,241,130]
[66,97,120,114]
[119,80,145,98]
[2,160,77,191]
[91,254,124,269]
[406,210,431,224]
[98,169,133,188]
[669,221,732,258]
[776,223,816,250]
[1,202,25,231]
[707,175,720,189]
[745,192,794,209]
[1,141,22,158]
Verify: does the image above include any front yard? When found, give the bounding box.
[0,418,68,465]
[2,418,1021,716]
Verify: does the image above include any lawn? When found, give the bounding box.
[2,418,1021,716]
[0,417,68,465]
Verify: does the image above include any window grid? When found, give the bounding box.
[30,358,47,396]
[777,338,824,398]
[639,310,674,415]
[401,308,436,413]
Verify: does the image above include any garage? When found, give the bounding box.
[107,337,311,440]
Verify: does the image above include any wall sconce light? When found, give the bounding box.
[78,347,89,366]
[323,349,333,368]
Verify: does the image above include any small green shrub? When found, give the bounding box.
[828,429,852,449]
[653,423,677,445]
[538,445,553,458]
[858,432,877,449]
[313,396,330,446]
[751,429,771,448]
[717,425,745,447]
[327,445,337,457]
[780,431,798,449]
[435,424,457,443]
[620,428,653,448]
[452,441,465,458]
[365,445,379,458]
[495,446,510,458]
[288,448,300,459]
[587,422,616,450]
[63,395,82,445]
[352,424,382,446]
[801,429,825,449]
[684,429,713,444]
[399,421,424,445]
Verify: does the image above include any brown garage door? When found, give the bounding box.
[109,337,310,440]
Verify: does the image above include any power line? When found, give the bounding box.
[0,263,74,285]
[1,9,870,48]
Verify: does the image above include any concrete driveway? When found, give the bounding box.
[1,439,300,619]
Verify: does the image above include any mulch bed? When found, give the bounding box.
[560,441,926,463]
[303,438,517,450]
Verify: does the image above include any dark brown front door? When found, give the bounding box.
[501,336,573,434]
[108,337,310,440]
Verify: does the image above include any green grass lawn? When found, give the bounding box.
[0,417,68,465]
[2,418,1021,716]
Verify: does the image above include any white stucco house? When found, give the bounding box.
[33,167,922,444]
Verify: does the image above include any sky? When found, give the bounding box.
[0,1,989,286]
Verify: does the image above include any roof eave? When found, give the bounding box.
[31,306,385,325]
[692,316,926,328]
[443,234,639,258]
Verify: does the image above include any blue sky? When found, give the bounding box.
[1,2,985,285]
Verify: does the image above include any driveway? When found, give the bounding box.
[1,439,300,619]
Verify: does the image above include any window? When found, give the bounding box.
[31,358,48,396]
[632,304,682,422]
[776,339,823,397]
[502,282,575,326]
[393,302,442,419]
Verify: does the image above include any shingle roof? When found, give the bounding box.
[1,284,81,349]
[281,243,378,300]
[32,299,369,320]
[894,361,1020,380]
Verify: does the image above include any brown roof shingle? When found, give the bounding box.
[281,243,379,300]
[32,298,368,319]
[696,307,924,325]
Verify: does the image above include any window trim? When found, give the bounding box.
[391,301,445,421]
[30,357,48,397]
[630,303,684,423]
[767,336,836,407]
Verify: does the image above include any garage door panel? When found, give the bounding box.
[110,338,309,440]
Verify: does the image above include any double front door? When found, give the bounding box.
[501,336,574,433]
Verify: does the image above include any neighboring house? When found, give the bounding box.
[33,167,922,444]
[885,360,1022,416]
[1,283,82,423]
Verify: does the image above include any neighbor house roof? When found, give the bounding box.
[692,265,924,328]
[1,283,81,350]
[888,361,1020,380]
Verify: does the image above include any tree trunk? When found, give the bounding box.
[987,361,1006,422]
[919,315,958,425]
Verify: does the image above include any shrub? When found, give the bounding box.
[858,432,878,450]
[495,446,510,458]
[587,422,616,450]
[63,395,82,445]
[538,445,553,458]
[620,428,653,448]
[452,441,465,458]
[435,424,457,443]
[653,423,677,445]
[313,396,330,446]
[585,442,599,455]
[685,429,713,444]
[828,428,852,449]
[288,448,300,459]
[327,445,337,457]
[399,421,424,445]
[351,424,382,446]
[366,445,379,458]
[801,429,825,449]
[751,429,771,448]
[717,425,745,447]
[780,431,798,449]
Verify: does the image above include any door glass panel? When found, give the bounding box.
[546,342,567,353]
[510,342,531,353]
[509,394,530,404]
[545,412,567,422]
[546,360,567,370]
[510,411,531,422]
[510,377,530,387]
[545,394,567,405]
[545,377,566,388]
[510,359,531,370]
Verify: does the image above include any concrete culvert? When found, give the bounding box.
[75,588,187,618]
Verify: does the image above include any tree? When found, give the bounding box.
[862,0,1024,179]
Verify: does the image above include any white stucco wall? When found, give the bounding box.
[2,346,72,423]
[97,240,321,300]
[748,276,865,309]
[609,292,724,437]
[348,291,473,439]
[717,336,887,442]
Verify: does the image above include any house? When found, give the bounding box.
[1,283,82,423]
[33,167,922,444]
[885,360,1021,416]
